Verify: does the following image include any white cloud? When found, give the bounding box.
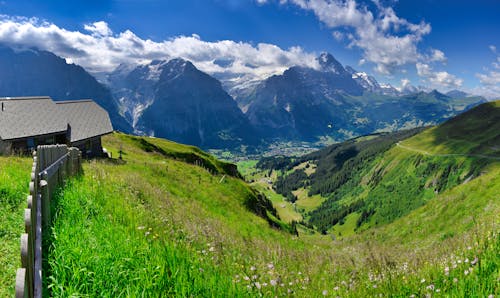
[281,0,433,74]
[427,49,446,63]
[84,21,112,37]
[332,31,344,41]
[400,78,410,89]
[473,46,500,99]
[476,71,500,86]
[416,62,463,88]
[0,16,318,81]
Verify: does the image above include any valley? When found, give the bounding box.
[1,101,497,296]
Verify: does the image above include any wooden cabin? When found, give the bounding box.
[0,96,113,157]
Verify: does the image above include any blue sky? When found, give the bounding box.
[0,0,499,97]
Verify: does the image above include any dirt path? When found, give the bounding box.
[395,142,500,160]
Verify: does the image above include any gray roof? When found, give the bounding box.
[56,100,113,142]
[0,96,68,140]
[0,96,113,142]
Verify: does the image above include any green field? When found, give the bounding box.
[0,102,499,296]
[0,156,31,297]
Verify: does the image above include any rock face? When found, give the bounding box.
[110,58,256,149]
[243,53,365,140]
[0,46,131,132]
[239,53,486,142]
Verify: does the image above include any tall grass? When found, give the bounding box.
[41,134,500,297]
[0,156,31,297]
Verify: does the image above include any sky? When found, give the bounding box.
[0,0,499,97]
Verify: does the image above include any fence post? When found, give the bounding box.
[20,234,29,296]
[40,173,49,237]
[15,268,27,298]
[24,209,33,297]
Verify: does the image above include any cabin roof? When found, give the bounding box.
[56,100,113,142]
[0,96,113,142]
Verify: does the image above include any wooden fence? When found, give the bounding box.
[15,145,82,298]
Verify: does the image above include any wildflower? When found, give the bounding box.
[436,289,441,293]
[409,295,415,298]
[250,266,256,271]
[243,276,250,281]
[464,269,469,275]
[209,246,215,252]
[199,268,204,272]
[137,226,145,230]
[252,275,258,280]
[322,290,328,296]
[471,257,478,266]
[262,282,268,287]
[373,284,377,289]
[287,289,293,294]
[333,286,339,291]
[453,278,458,283]
[464,258,469,263]
[255,282,261,289]
[145,231,150,236]
[267,263,274,270]
[444,267,450,276]
[270,279,277,286]
[421,278,426,283]
[426,284,435,291]
[488,295,494,298]
[298,271,302,275]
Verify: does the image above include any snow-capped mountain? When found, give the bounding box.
[345,66,381,92]
[107,58,256,148]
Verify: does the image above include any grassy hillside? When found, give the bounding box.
[271,101,499,234]
[1,101,498,296]
[402,100,500,156]
[0,156,31,297]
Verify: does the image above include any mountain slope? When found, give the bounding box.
[243,53,364,140]
[242,53,486,142]
[42,128,499,297]
[0,46,131,132]
[2,118,497,296]
[109,59,257,149]
[264,100,499,233]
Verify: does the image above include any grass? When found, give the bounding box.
[402,100,500,156]
[1,122,498,297]
[0,156,31,297]
[42,132,499,297]
[292,188,325,214]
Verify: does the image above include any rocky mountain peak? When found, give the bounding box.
[317,52,345,74]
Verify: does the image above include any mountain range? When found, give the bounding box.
[0,45,488,149]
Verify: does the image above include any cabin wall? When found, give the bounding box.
[0,139,12,155]
[72,136,103,158]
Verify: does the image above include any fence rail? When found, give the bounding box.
[15,145,82,298]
